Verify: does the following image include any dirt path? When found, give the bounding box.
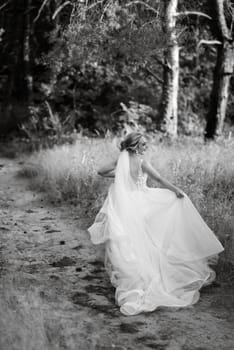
[0,157,234,350]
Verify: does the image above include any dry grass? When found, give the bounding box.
[20,136,119,218]
[21,135,234,263]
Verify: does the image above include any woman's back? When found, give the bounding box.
[128,155,147,189]
[129,155,142,179]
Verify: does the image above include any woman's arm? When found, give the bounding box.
[97,159,117,178]
[142,160,184,198]
[99,169,116,178]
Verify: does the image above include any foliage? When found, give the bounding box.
[38,1,165,135]
[19,102,80,150]
[118,101,157,132]
[39,0,233,137]
[0,0,233,137]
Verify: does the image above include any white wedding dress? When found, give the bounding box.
[88,150,224,316]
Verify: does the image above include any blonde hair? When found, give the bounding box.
[120,132,143,153]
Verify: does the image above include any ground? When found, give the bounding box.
[0,157,234,350]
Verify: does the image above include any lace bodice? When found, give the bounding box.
[135,159,147,190]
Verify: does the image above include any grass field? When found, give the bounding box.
[21,135,234,265]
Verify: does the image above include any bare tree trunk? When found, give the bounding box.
[160,0,179,138]
[205,42,234,138]
[205,0,234,139]
[23,0,33,102]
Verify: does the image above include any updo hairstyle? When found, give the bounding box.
[120,132,143,153]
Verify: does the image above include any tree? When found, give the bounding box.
[159,0,212,138]
[205,0,234,139]
[160,0,179,138]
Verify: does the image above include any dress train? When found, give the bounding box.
[88,150,224,315]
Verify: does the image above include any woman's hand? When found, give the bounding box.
[142,161,185,198]
[99,170,115,178]
[175,189,184,198]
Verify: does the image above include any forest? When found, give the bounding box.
[0,0,234,141]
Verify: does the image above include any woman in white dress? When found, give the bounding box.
[88,132,224,316]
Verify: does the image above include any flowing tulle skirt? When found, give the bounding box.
[88,186,224,316]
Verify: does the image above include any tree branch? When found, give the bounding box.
[100,1,112,22]
[197,39,222,47]
[140,19,159,28]
[144,66,164,84]
[85,0,105,12]
[126,1,159,15]
[52,1,72,20]
[33,0,51,23]
[151,55,165,67]
[175,11,212,20]
[0,2,8,12]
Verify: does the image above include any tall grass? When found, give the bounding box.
[21,136,234,264]
[21,136,119,217]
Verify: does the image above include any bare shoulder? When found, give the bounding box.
[141,158,152,171]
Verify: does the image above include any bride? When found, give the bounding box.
[88,132,224,316]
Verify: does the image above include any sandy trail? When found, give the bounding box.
[0,157,234,350]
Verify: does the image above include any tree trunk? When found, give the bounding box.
[205,42,234,138]
[160,0,179,138]
[205,0,234,139]
[23,0,33,102]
